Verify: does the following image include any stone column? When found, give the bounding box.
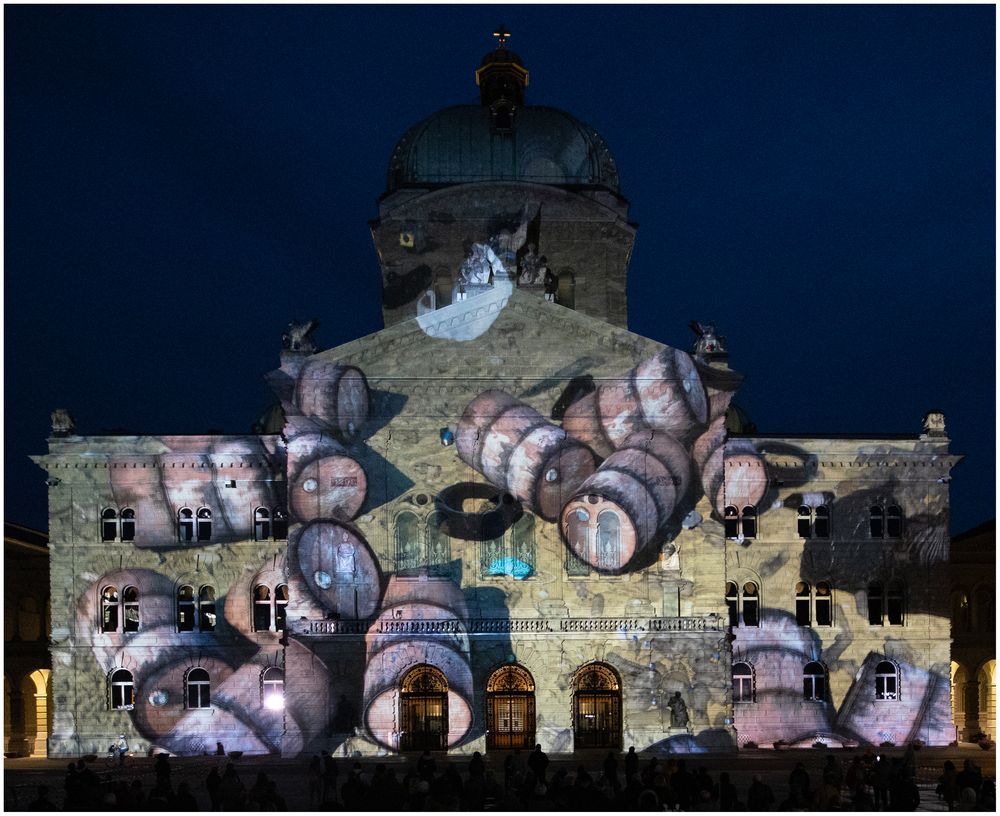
[31,690,48,757]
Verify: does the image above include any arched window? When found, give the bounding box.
[196,507,212,541]
[596,511,621,571]
[565,506,591,576]
[122,586,140,632]
[742,582,760,626]
[275,584,288,632]
[724,506,740,539]
[101,586,120,632]
[973,586,994,633]
[867,582,885,625]
[110,669,134,710]
[875,660,898,701]
[199,586,217,632]
[177,585,196,632]
[262,667,284,710]
[395,511,422,572]
[885,505,903,539]
[795,581,812,626]
[120,508,136,541]
[426,514,453,579]
[186,668,211,709]
[869,506,884,539]
[254,507,271,541]
[952,589,971,632]
[803,662,827,701]
[886,580,905,626]
[725,582,739,627]
[511,514,536,577]
[741,506,757,539]
[178,508,194,542]
[101,508,118,542]
[253,585,271,632]
[815,582,833,626]
[797,506,812,538]
[814,505,830,538]
[732,662,754,703]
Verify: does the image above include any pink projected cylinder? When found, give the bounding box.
[456,390,597,521]
[692,417,767,516]
[559,430,691,572]
[294,521,381,619]
[563,347,709,457]
[289,454,367,523]
[293,360,370,440]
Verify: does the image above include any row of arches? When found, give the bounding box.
[98,583,288,634]
[100,506,288,543]
[397,662,621,752]
[724,579,906,628]
[732,659,901,703]
[951,659,996,741]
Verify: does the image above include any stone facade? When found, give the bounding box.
[32,40,960,758]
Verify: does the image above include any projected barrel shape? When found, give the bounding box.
[456,390,598,521]
[295,521,381,618]
[293,360,370,440]
[290,454,367,522]
[110,465,175,545]
[692,359,744,422]
[160,453,215,524]
[560,431,693,572]
[211,439,278,539]
[363,576,473,751]
[692,417,767,516]
[563,348,709,456]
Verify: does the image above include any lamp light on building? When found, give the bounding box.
[264,692,285,711]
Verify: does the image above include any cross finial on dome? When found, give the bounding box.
[493,25,510,48]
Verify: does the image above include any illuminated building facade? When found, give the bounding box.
[34,39,959,757]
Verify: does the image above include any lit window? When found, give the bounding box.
[262,667,285,710]
[186,668,211,709]
[732,662,754,703]
[875,661,898,701]
[803,662,827,701]
[196,507,212,541]
[199,586,217,632]
[177,585,196,632]
[110,669,134,710]
[101,585,120,632]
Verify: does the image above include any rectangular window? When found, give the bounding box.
[795,597,811,626]
[815,595,832,626]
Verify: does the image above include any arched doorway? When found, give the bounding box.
[486,664,535,750]
[573,663,622,750]
[400,665,448,751]
[977,659,996,739]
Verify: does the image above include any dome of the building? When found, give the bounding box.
[385,42,619,194]
[386,105,620,193]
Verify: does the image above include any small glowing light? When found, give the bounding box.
[264,693,285,711]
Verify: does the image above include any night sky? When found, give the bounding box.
[5,5,994,535]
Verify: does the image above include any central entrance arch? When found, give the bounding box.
[486,664,535,750]
[400,664,448,751]
[573,662,622,750]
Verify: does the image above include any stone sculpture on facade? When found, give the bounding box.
[50,408,75,437]
[667,691,690,729]
[283,318,320,353]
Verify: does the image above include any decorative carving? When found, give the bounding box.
[574,663,619,691]
[458,243,504,285]
[689,321,726,356]
[922,411,946,437]
[282,318,319,353]
[487,664,535,693]
[401,664,448,693]
[50,408,75,436]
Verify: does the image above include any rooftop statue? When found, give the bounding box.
[283,318,320,353]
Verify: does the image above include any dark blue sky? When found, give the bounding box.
[5,5,994,534]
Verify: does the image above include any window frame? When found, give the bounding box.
[803,661,827,702]
[874,660,899,701]
[185,667,211,709]
[732,661,755,704]
[110,668,135,710]
[261,667,285,709]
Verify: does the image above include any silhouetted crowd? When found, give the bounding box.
[7,744,996,811]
